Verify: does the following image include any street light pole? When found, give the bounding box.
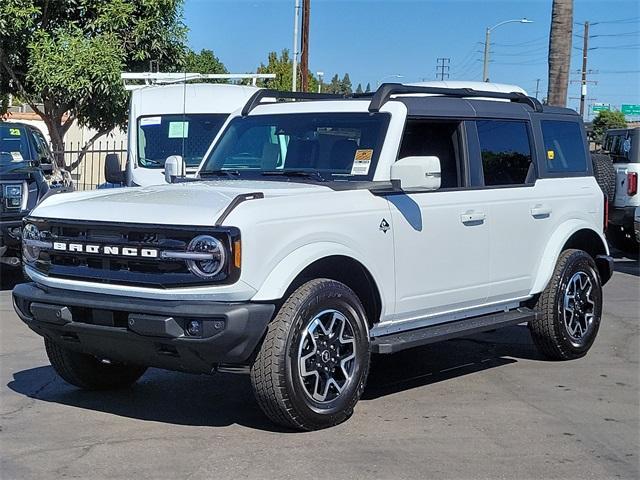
[482,18,533,82]
[377,74,404,87]
[292,0,300,91]
[317,71,324,93]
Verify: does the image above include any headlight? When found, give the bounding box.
[3,183,24,210]
[22,223,41,263]
[185,235,226,278]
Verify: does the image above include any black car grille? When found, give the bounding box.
[28,218,240,288]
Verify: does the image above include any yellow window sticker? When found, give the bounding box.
[351,149,373,175]
[9,128,20,136]
[547,150,555,160]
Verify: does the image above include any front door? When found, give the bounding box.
[388,119,490,324]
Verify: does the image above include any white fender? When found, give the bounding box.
[530,219,609,294]
[251,241,388,314]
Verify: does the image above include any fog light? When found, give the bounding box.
[187,320,202,336]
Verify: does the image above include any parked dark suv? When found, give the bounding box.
[0,122,73,267]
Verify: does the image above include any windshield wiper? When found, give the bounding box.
[200,169,241,178]
[261,170,326,182]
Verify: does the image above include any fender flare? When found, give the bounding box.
[530,220,609,294]
[251,241,384,306]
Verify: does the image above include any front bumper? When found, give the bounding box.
[12,283,275,374]
[0,218,24,256]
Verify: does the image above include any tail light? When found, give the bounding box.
[628,172,638,196]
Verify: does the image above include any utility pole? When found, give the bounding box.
[300,0,311,92]
[292,0,300,92]
[535,78,541,99]
[579,21,589,117]
[436,58,450,81]
[482,27,491,82]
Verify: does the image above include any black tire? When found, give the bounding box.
[591,153,616,203]
[529,249,603,360]
[250,279,370,431]
[45,338,147,390]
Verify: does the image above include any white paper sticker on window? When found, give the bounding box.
[11,151,23,162]
[168,121,189,138]
[350,149,373,175]
[140,116,162,126]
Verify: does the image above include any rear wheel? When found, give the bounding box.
[529,249,603,360]
[250,279,370,431]
[45,338,147,390]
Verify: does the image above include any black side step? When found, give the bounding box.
[371,308,538,354]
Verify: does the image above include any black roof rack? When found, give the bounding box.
[368,83,543,113]
[241,89,346,116]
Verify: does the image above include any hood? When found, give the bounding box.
[0,161,37,178]
[32,180,330,226]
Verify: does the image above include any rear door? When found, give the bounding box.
[468,118,549,303]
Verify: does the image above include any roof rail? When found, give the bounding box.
[241,89,346,116]
[368,83,543,113]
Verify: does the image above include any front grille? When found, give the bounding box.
[28,218,240,288]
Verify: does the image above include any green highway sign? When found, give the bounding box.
[592,104,610,112]
[622,104,640,115]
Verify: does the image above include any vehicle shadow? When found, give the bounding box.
[610,246,639,278]
[0,266,25,291]
[7,325,541,432]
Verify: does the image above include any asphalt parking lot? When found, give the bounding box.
[1,253,638,480]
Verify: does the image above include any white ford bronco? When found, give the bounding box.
[13,84,613,431]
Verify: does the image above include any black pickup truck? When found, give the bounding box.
[0,122,73,267]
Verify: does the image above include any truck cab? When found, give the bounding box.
[105,83,260,187]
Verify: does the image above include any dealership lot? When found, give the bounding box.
[0,254,638,480]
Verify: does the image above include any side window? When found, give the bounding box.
[30,130,52,163]
[541,120,588,173]
[398,119,463,188]
[477,120,533,186]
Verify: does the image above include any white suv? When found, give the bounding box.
[13,84,613,431]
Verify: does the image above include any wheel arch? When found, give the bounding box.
[531,220,610,294]
[251,242,383,327]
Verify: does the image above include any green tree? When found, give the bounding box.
[184,49,228,81]
[592,110,627,142]
[0,0,187,168]
[355,83,363,94]
[340,73,352,95]
[255,49,317,92]
[365,82,371,93]
[327,74,341,94]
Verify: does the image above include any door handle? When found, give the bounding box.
[460,210,486,224]
[530,204,552,218]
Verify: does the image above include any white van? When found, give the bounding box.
[105,83,260,187]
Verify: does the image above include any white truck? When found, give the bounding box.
[14,84,613,431]
[601,127,639,250]
[104,83,261,187]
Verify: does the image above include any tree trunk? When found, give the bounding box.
[547,0,573,106]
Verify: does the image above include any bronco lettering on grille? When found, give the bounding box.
[52,242,158,258]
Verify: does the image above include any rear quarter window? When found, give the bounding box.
[541,120,588,174]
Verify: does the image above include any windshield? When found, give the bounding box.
[137,113,228,168]
[0,125,31,165]
[199,112,390,181]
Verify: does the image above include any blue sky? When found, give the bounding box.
[185,0,640,118]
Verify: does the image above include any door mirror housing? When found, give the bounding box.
[164,155,185,184]
[391,156,441,191]
[104,153,124,184]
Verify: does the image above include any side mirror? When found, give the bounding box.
[164,155,185,184]
[391,156,441,191]
[104,153,124,184]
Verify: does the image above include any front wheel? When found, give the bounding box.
[529,249,603,360]
[250,279,370,431]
